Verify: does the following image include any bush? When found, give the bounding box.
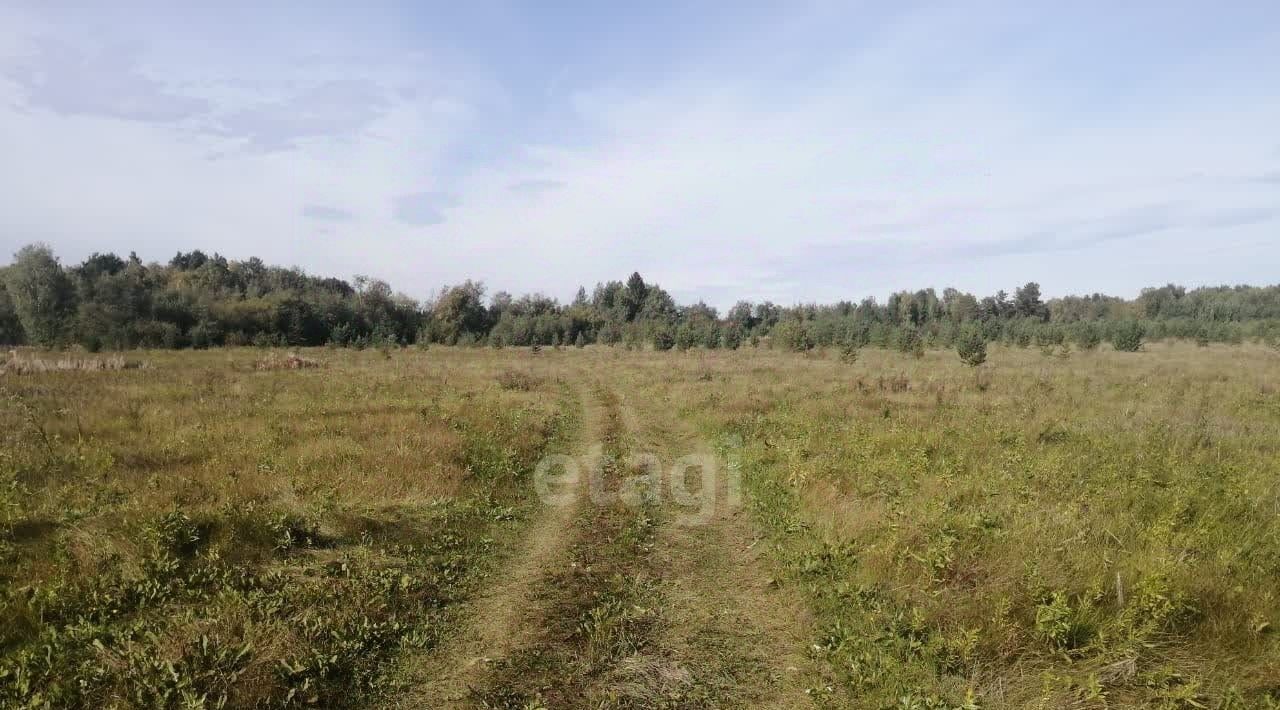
[134,320,183,349]
[895,328,924,358]
[1110,321,1144,352]
[772,320,813,351]
[956,329,987,367]
[721,325,743,351]
[189,321,221,350]
[1073,323,1102,351]
[652,327,675,351]
[1033,325,1065,346]
[598,323,623,345]
[330,323,354,346]
[674,323,698,351]
[701,326,721,350]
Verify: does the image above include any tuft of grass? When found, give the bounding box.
[254,351,322,370]
[1,351,147,374]
[495,368,542,391]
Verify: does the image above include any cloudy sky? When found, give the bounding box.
[1,1,1277,308]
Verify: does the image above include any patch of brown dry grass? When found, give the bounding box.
[1,350,147,374]
[253,350,322,370]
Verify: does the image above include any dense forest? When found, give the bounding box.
[2,243,1279,352]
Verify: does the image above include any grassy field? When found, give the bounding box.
[2,343,1279,708]
[0,348,574,708]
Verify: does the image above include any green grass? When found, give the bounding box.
[4,342,1279,709]
[0,348,572,708]
[683,343,1280,708]
[473,382,665,709]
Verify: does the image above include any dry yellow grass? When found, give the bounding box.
[1,350,147,374]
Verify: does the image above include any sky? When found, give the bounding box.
[1,1,1277,309]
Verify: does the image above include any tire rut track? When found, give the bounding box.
[462,377,665,709]
[607,370,821,708]
[389,363,821,709]
[383,376,604,709]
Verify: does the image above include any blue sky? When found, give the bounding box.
[1,1,1277,308]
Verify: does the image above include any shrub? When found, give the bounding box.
[674,323,698,351]
[1073,323,1102,351]
[330,323,355,346]
[1034,592,1094,650]
[1033,325,1065,346]
[1110,320,1144,352]
[721,324,744,351]
[895,328,924,358]
[598,323,623,345]
[772,320,813,351]
[652,327,675,351]
[700,325,720,349]
[956,329,987,367]
[189,321,220,350]
[252,331,279,349]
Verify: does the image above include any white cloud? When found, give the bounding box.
[0,2,1277,309]
[1,39,210,123]
[418,5,1280,305]
[0,9,482,282]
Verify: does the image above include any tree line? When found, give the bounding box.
[2,243,1278,352]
